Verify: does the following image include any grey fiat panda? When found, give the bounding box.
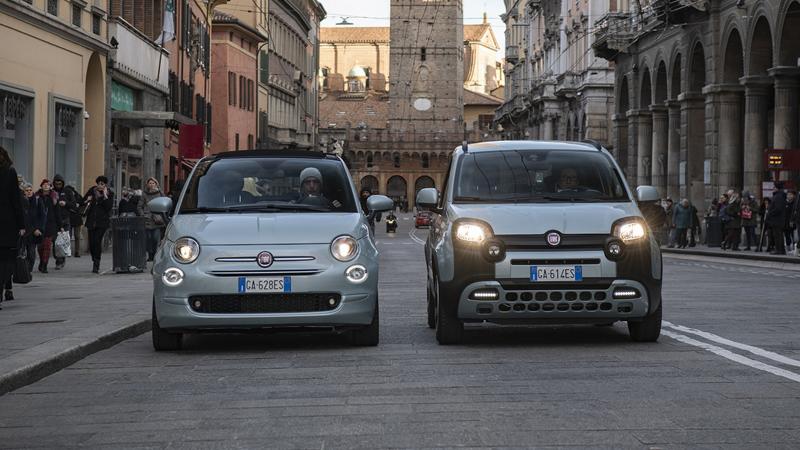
[417,141,663,345]
[148,150,393,350]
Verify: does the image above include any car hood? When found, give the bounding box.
[167,213,367,245]
[449,202,640,235]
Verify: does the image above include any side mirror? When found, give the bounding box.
[416,188,439,208]
[366,194,394,212]
[636,186,660,203]
[148,197,173,214]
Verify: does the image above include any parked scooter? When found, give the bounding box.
[385,213,398,233]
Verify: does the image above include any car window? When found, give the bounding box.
[179,157,357,213]
[453,150,629,203]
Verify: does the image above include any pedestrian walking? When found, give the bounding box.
[758,197,772,252]
[35,179,67,273]
[52,174,79,268]
[673,199,692,248]
[22,183,45,273]
[766,183,787,255]
[83,176,114,273]
[52,174,83,259]
[117,188,139,216]
[741,193,758,251]
[785,190,797,254]
[0,146,26,308]
[664,198,675,247]
[723,190,742,251]
[719,194,730,249]
[140,177,166,261]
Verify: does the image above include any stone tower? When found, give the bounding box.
[389,0,464,138]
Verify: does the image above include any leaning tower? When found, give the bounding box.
[389,0,465,138]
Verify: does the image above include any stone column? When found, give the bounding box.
[650,105,668,195]
[740,76,772,199]
[713,85,745,192]
[625,109,638,185]
[768,67,800,150]
[542,115,555,140]
[633,110,653,187]
[612,113,628,169]
[665,100,681,201]
[679,93,705,208]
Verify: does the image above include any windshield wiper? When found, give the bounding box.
[453,196,493,202]
[255,203,331,212]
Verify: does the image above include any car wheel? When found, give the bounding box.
[427,279,436,329]
[435,278,463,345]
[628,303,662,342]
[350,302,379,346]
[152,301,182,351]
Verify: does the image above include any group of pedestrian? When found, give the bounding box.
[654,183,799,256]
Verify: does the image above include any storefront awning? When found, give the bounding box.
[111,111,196,128]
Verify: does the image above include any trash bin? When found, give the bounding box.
[112,216,147,273]
[705,216,722,247]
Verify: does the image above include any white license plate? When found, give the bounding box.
[530,266,583,282]
[237,277,292,293]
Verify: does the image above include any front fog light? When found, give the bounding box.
[345,265,368,283]
[162,268,185,287]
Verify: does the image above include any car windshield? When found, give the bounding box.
[453,150,629,203]
[179,156,357,213]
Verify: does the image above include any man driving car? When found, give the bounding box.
[296,167,341,209]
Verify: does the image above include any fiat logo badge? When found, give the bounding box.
[256,251,274,268]
[546,232,562,247]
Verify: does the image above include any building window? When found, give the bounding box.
[168,72,178,112]
[420,47,427,61]
[422,153,429,169]
[247,79,254,111]
[259,51,269,85]
[72,3,82,27]
[92,13,101,35]
[228,72,236,106]
[321,67,329,91]
[366,153,373,168]
[47,0,58,16]
[247,134,253,149]
[239,75,245,109]
[235,133,240,151]
[393,153,400,168]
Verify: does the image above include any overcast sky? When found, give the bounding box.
[319,0,506,57]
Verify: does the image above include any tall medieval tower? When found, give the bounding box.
[389,0,464,138]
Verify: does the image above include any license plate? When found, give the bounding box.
[530,266,582,282]
[238,277,292,293]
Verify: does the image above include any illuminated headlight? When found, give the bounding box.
[162,267,185,287]
[173,237,200,264]
[614,221,647,243]
[345,265,368,283]
[455,223,489,243]
[331,235,358,262]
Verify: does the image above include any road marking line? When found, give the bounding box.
[662,330,800,383]
[664,321,800,369]
[408,228,426,246]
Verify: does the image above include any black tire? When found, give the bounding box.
[152,302,182,351]
[426,281,436,329]
[435,278,463,345]
[628,303,662,342]
[350,303,379,346]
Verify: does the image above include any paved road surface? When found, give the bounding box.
[1,213,798,448]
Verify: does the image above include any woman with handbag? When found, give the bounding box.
[35,179,67,273]
[0,146,26,308]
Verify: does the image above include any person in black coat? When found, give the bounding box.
[35,179,67,273]
[53,174,82,259]
[21,183,45,273]
[767,183,787,255]
[83,176,114,273]
[0,146,26,307]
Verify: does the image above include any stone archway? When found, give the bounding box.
[636,67,653,187]
[719,29,746,193]
[774,1,800,151]
[686,42,707,207]
[667,54,683,200]
[414,175,435,197]
[84,53,105,191]
[360,175,379,193]
[386,175,407,200]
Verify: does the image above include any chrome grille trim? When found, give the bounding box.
[208,269,322,277]
[215,256,316,263]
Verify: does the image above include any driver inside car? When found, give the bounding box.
[296,167,341,209]
[556,167,581,192]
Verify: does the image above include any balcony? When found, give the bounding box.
[592,12,634,61]
[109,20,169,93]
[652,0,707,25]
[555,72,579,98]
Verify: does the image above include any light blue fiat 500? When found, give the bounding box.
[148,151,393,350]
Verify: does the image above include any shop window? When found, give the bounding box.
[53,103,81,187]
[0,90,33,181]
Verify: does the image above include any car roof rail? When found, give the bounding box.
[582,140,605,151]
[581,140,604,151]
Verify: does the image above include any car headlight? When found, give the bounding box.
[614,220,647,243]
[173,237,200,264]
[331,235,358,262]
[455,222,490,244]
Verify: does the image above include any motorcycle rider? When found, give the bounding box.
[385,211,398,233]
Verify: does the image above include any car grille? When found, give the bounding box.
[189,294,341,314]
[497,234,608,250]
[474,288,637,315]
